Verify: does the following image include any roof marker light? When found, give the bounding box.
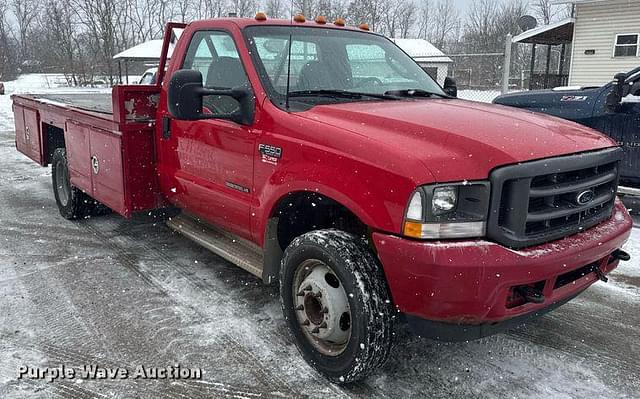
[294,14,306,23]
[315,16,327,24]
[334,18,345,27]
[255,12,267,21]
[359,23,370,31]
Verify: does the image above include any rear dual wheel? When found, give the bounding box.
[51,148,104,220]
[280,229,394,384]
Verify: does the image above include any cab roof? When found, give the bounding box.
[188,17,377,34]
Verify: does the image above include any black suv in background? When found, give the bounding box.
[494,67,640,190]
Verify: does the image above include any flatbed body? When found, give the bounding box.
[12,85,164,217]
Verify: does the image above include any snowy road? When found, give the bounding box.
[0,76,639,398]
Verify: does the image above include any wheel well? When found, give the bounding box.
[273,192,368,251]
[262,192,369,284]
[44,123,65,164]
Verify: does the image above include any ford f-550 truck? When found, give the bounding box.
[12,16,633,383]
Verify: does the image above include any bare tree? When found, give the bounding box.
[10,0,38,60]
[532,0,572,24]
[430,0,460,49]
[265,0,286,18]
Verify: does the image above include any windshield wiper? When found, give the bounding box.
[288,90,399,101]
[383,89,448,98]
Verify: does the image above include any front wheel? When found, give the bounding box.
[280,229,394,384]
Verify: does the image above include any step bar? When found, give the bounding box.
[619,186,640,197]
[167,213,264,278]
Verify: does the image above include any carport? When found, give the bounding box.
[113,28,183,84]
[512,18,575,90]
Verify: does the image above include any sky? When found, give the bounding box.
[453,0,534,15]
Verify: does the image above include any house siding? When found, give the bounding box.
[570,0,640,86]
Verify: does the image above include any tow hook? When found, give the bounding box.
[592,265,608,283]
[516,286,545,304]
[612,249,631,262]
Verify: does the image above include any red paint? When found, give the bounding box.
[374,200,632,324]
[11,19,634,331]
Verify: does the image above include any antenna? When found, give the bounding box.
[285,0,295,110]
[285,32,293,109]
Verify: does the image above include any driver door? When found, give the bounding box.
[169,30,256,240]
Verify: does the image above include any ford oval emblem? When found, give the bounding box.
[576,189,595,205]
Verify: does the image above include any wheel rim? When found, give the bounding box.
[292,259,351,357]
[55,160,71,207]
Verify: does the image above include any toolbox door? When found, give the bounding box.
[64,122,93,193]
[23,108,43,164]
[89,128,126,215]
[13,106,28,156]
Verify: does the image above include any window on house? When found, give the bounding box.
[614,34,639,57]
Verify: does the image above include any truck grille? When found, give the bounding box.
[487,148,623,249]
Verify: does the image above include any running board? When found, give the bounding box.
[619,186,640,197]
[167,213,264,278]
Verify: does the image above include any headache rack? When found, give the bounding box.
[487,147,623,249]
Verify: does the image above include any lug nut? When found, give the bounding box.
[311,327,320,333]
[301,319,310,326]
[295,305,304,310]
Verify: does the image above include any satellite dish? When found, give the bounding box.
[518,15,538,31]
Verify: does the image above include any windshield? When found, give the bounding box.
[244,26,445,107]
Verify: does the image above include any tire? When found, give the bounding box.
[51,148,97,220]
[280,229,394,384]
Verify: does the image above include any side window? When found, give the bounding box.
[614,34,639,57]
[182,31,250,114]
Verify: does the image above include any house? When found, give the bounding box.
[562,0,640,86]
[391,39,453,85]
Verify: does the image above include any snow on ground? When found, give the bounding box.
[458,89,502,103]
[0,75,639,398]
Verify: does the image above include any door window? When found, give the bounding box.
[182,31,250,114]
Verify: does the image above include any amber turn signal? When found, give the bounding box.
[294,14,306,23]
[255,12,267,21]
[403,221,423,239]
[334,18,346,26]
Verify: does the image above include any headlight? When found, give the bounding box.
[403,181,490,239]
[432,186,457,215]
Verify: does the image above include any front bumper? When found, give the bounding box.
[373,199,633,340]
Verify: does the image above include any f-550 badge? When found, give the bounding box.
[259,144,282,166]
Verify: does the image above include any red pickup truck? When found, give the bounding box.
[12,17,633,383]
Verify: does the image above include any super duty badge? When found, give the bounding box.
[259,144,282,166]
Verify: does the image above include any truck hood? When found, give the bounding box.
[297,99,617,182]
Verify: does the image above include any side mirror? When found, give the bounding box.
[167,69,254,125]
[605,72,627,113]
[443,77,457,98]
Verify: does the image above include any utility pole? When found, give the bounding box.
[502,34,513,95]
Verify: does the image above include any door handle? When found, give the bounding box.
[162,117,171,140]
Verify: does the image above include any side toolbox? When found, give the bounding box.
[64,121,159,217]
[13,104,44,165]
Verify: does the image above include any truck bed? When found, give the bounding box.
[19,92,114,115]
[11,85,163,217]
